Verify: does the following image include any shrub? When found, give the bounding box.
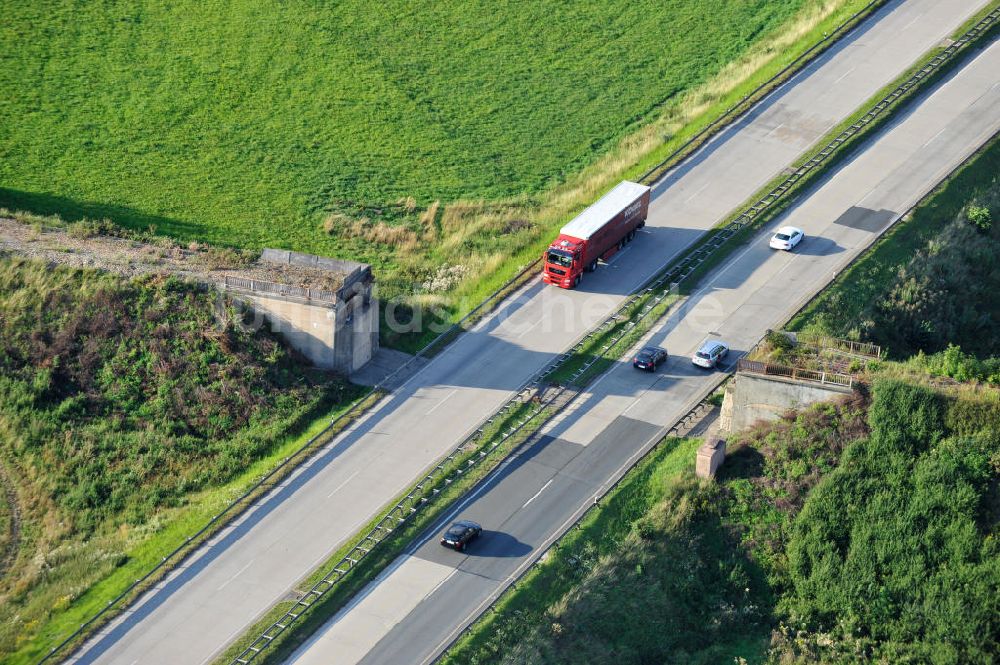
[967,204,992,232]
[0,257,346,534]
[779,381,1000,663]
[906,345,1000,385]
[67,218,117,239]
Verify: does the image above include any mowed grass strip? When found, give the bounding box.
[211,400,558,665]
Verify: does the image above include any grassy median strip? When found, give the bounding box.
[212,399,560,665]
[546,289,682,388]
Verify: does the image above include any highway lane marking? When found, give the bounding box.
[425,388,458,415]
[521,479,554,509]
[684,181,711,203]
[516,317,543,339]
[832,65,856,86]
[899,12,924,34]
[327,470,361,498]
[764,122,786,139]
[922,125,949,149]
[621,396,645,416]
[217,560,254,591]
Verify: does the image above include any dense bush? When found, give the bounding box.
[723,392,870,586]
[862,211,1000,359]
[499,477,772,665]
[0,258,344,532]
[0,258,359,660]
[906,344,1000,384]
[448,373,1000,665]
[967,204,992,233]
[779,380,1000,663]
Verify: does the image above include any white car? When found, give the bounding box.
[692,340,729,369]
[769,226,804,250]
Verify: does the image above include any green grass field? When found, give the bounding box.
[1,0,810,268]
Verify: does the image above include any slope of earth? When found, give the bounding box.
[0,257,357,659]
[789,132,1000,360]
[443,377,1000,664]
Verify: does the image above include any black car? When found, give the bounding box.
[633,346,668,371]
[440,520,482,551]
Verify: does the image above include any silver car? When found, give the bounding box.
[692,340,729,369]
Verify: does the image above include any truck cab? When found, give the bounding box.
[542,238,583,288]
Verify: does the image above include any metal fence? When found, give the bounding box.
[737,358,854,388]
[221,275,339,304]
[813,336,882,360]
[786,333,883,362]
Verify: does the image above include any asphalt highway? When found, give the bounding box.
[288,25,1000,665]
[66,2,988,663]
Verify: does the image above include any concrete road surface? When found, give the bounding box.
[68,2,987,663]
[289,32,1000,665]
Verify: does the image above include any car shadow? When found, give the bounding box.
[790,235,845,257]
[467,531,533,558]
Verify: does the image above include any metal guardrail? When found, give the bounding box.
[737,358,854,388]
[227,8,1000,663]
[230,384,578,664]
[222,275,339,303]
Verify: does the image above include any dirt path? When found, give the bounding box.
[0,218,346,290]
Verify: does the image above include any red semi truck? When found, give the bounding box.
[541,181,651,288]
